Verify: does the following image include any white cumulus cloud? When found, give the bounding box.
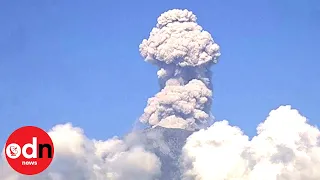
[1,123,162,180]
[181,105,320,180]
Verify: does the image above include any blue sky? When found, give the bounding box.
[0,0,319,145]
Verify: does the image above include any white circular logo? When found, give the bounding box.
[5,143,21,159]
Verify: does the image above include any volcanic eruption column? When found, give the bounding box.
[139,9,221,130]
[140,9,320,180]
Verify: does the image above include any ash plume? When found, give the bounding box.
[139,9,221,130]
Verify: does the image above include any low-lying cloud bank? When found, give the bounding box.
[1,105,319,180]
[181,105,320,180]
[1,124,162,180]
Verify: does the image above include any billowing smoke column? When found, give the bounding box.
[139,9,221,130]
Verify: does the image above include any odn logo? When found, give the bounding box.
[5,126,55,175]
